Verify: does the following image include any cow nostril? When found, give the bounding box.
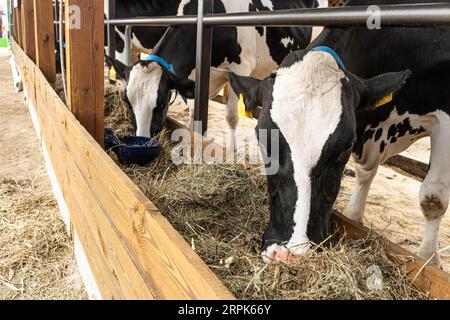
[275,250,289,262]
[269,250,277,261]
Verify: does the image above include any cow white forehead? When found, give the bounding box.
[128,62,162,88]
[127,63,164,137]
[269,51,345,250]
[271,51,346,169]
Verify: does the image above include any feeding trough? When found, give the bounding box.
[105,128,161,166]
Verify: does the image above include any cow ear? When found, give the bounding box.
[362,70,412,109]
[171,77,196,99]
[229,73,263,113]
[105,55,130,80]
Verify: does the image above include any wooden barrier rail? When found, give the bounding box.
[13,40,234,300]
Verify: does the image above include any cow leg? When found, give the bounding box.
[225,89,240,153]
[187,70,228,130]
[345,163,379,223]
[417,114,450,267]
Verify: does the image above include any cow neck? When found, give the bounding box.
[152,27,197,80]
[309,27,392,128]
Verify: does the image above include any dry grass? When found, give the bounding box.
[53,74,66,104]
[104,84,135,137]
[0,172,86,300]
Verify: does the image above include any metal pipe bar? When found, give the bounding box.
[203,3,450,27]
[124,25,132,66]
[107,0,116,59]
[107,16,197,27]
[104,4,450,28]
[193,0,213,136]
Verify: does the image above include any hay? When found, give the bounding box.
[0,173,86,300]
[104,84,135,137]
[53,74,66,104]
[102,83,428,300]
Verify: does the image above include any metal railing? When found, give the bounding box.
[104,1,450,135]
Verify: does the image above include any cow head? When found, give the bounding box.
[230,49,411,263]
[106,56,195,137]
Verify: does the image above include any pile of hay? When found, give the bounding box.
[53,74,66,104]
[102,83,427,300]
[104,84,134,137]
[0,174,86,300]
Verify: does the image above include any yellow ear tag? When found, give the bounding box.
[238,94,254,120]
[375,93,393,108]
[109,66,117,81]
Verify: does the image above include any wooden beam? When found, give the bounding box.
[9,0,15,41]
[14,4,22,47]
[385,155,429,181]
[65,0,104,146]
[33,0,56,83]
[21,0,36,62]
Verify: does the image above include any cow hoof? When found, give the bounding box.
[417,247,442,269]
[343,209,363,224]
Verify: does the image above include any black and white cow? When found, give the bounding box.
[230,0,450,267]
[106,0,327,149]
[105,0,182,63]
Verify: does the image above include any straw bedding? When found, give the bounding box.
[0,174,86,300]
[104,84,428,300]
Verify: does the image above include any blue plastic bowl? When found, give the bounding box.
[105,129,161,166]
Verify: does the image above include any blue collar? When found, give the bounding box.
[143,54,189,104]
[312,46,346,71]
[144,54,176,75]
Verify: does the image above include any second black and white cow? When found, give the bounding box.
[107,0,326,149]
[230,0,450,267]
[105,0,182,63]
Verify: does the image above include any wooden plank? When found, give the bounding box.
[14,5,22,47]
[33,68,155,299]
[13,40,234,300]
[12,4,17,41]
[385,155,428,181]
[21,0,36,62]
[33,0,56,83]
[65,0,104,146]
[43,90,234,300]
[39,96,152,300]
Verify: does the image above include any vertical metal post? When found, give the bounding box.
[194,0,213,136]
[124,24,132,66]
[54,0,59,43]
[107,0,116,59]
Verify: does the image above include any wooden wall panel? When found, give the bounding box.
[33,0,56,83]
[21,0,36,62]
[64,0,104,146]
